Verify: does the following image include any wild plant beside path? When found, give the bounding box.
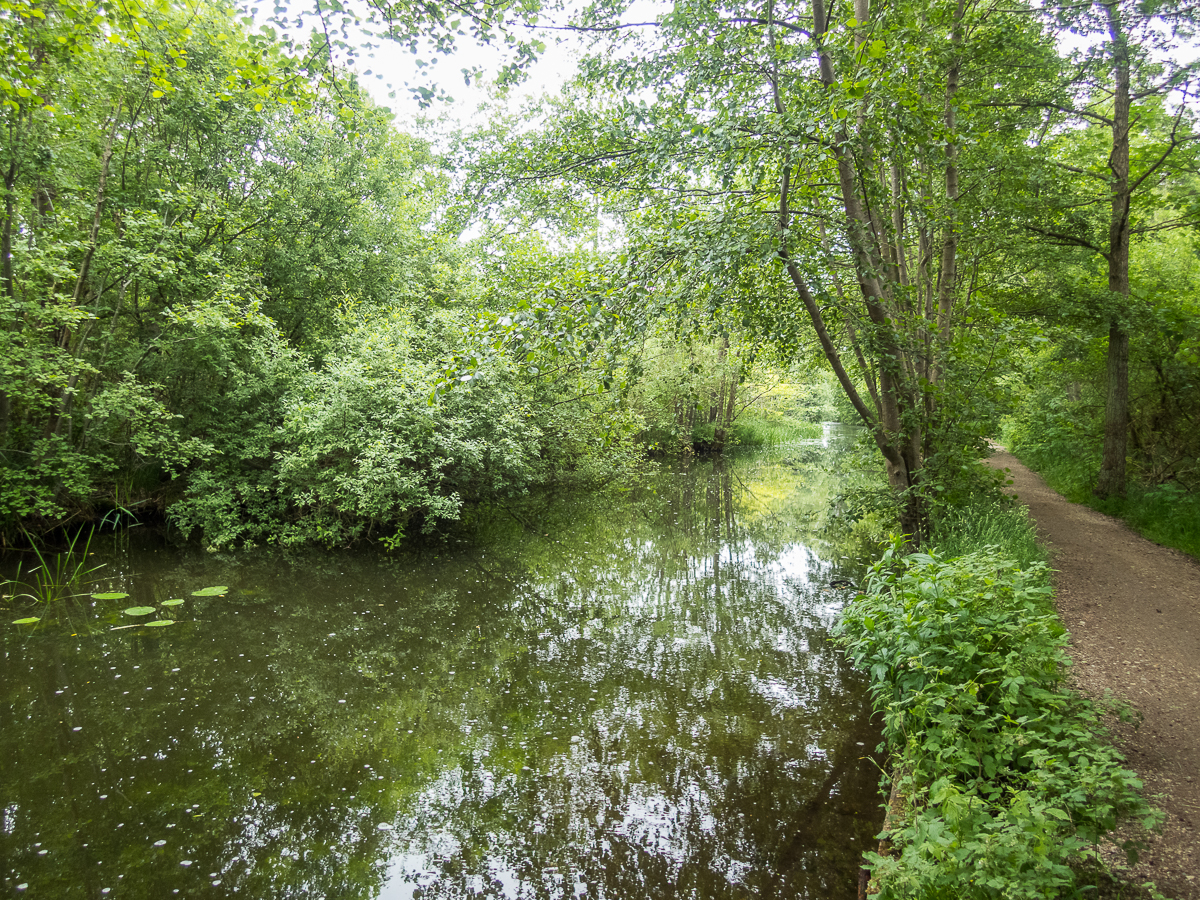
[836,540,1161,899]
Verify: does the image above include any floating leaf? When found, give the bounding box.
[161,599,185,607]
[123,606,156,616]
[92,591,129,600]
[144,620,175,627]
[190,586,227,596]
[12,617,40,625]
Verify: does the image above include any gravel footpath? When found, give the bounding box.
[983,450,1200,899]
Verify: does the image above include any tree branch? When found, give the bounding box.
[1023,224,1105,254]
[978,99,1113,126]
[777,165,878,430]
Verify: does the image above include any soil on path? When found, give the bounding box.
[984,450,1200,899]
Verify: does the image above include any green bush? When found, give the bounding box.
[836,542,1159,899]
[167,306,640,548]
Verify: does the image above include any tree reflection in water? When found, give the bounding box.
[1,439,882,899]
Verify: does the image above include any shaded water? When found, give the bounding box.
[1,433,883,899]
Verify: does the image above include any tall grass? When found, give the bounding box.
[1090,485,1200,560]
[3,529,103,604]
[928,499,1048,571]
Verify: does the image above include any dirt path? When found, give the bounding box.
[983,451,1200,898]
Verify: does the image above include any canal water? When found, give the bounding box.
[1,432,883,899]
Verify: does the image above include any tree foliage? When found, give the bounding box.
[0,0,639,546]
[462,0,1069,542]
[2,0,1197,552]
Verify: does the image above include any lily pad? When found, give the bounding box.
[143,620,175,627]
[123,606,156,616]
[12,617,40,625]
[190,586,228,597]
[161,599,185,607]
[91,591,130,600]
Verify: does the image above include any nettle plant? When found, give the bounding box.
[835,541,1160,899]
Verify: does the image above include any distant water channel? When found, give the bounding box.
[2,426,883,899]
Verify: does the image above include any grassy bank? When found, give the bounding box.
[726,411,823,448]
[835,512,1161,898]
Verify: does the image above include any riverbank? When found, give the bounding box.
[839,538,1156,898]
[985,450,1200,899]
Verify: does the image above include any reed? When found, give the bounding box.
[727,412,822,448]
[3,529,104,604]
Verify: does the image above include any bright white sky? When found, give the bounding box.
[265,2,1198,134]
[366,33,581,129]
[257,5,582,131]
[262,0,669,132]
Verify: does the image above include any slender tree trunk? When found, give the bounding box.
[933,0,964,384]
[809,0,925,542]
[818,218,882,414]
[1096,1,1131,499]
[1,149,18,446]
[764,0,928,542]
[725,361,737,431]
[69,109,120,310]
[1,160,14,303]
[45,110,120,442]
[712,334,729,450]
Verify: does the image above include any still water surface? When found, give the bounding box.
[2,434,882,899]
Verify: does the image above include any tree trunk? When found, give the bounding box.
[933,0,964,382]
[1,151,17,446]
[1097,321,1130,497]
[772,0,929,544]
[45,113,119,442]
[1096,1,1131,499]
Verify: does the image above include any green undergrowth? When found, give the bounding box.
[928,499,1047,571]
[1100,485,1200,560]
[643,410,822,454]
[1032,460,1200,561]
[836,540,1162,899]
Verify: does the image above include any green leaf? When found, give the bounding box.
[92,592,130,600]
[123,606,156,616]
[191,586,228,596]
[869,39,886,58]
[12,617,40,625]
[161,599,185,607]
[143,620,175,627]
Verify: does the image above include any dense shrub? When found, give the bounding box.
[167,307,637,548]
[836,542,1159,899]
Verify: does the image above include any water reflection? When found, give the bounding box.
[1,440,881,899]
